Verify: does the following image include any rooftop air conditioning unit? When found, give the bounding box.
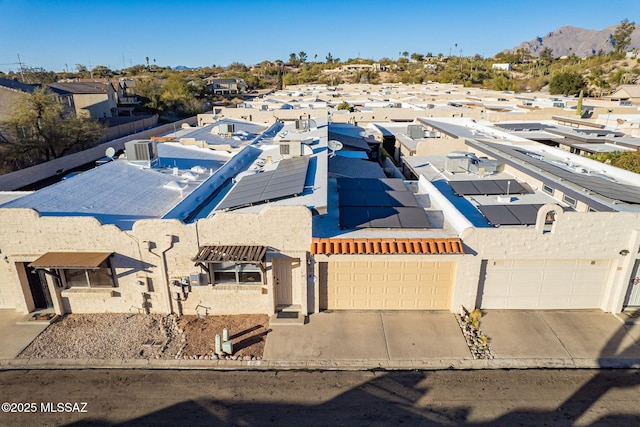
[295,119,310,131]
[279,140,302,158]
[219,123,235,135]
[407,124,425,139]
[125,140,159,167]
[261,104,269,111]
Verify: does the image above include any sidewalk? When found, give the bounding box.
[2,310,640,370]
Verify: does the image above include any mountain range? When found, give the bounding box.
[508,24,640,58]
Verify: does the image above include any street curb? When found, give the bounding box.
[2,357,640,371]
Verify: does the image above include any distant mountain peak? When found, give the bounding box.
[507,24,640,58]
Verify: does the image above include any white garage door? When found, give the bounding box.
[480,259,612,309]
[323,261,454,310]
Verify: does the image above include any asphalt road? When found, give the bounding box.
[0,369,639,426]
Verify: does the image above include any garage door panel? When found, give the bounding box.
[481,259,611,309]
[540,284,573,295]
[542,270,575,281]
[325,261,453,310]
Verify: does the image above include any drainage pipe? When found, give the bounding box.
[144,235,175,314]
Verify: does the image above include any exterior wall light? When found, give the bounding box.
[620,249,630,256]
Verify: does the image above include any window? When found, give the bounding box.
[62,262,114,288]
[542,184,554,195]
[212,262,263,285]
[562,194,577,207]
[543,210,557,234]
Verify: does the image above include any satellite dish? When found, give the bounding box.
[616,118,625,124]
[327,140,343,158]
[105,147,116,158]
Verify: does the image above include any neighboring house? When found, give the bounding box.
[48,81,118,118]
[0,118,327,318]
[205,78,246,95]
[114,79,140,116]
[607,85,640,105]
[339,64,380,72]
[0,77,75,121]
[492,63,512,71]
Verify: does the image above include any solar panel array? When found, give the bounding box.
[477,204,543,226]
[337,178,431,229]
[483,142,640,205]
[495,122,549,132]
[216,156,309,210]
[449,179,532,196]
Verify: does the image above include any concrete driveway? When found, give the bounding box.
[480,310,640,362]
[263,311,471,362]
[0,310,50,359]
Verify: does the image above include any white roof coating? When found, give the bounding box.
[166,118,270,149]
[0,143,235,230]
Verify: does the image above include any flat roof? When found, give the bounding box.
[313,177,459,239]
[215,117,329,215]
[467,140,640,211]
[0,143,234,229]
[168,118,272,148]
[402,155,567,228]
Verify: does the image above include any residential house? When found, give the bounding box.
[2,84,640,321]
[0,77,75,121]
[205,78,246,95]
[492,63,512,71]
[607,85,640,105]
[48,81,118,118]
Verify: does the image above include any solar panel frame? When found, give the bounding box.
[336,178,431,229]
[482,142,640,205]
[450,179,531,196]
[477,204,543,226]
[216,156,309,210]
[387,191,420,207]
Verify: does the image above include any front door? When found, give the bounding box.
[25,264,53,310]
[273,258,292,307]
[623,259,640,309]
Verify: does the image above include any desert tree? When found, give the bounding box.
[0,86,105,169]
[612,19,636,53]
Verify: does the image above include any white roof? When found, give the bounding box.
[0,143,233,230]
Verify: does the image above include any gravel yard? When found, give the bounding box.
[18,313,270,360]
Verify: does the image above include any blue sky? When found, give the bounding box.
[1,0,638,72]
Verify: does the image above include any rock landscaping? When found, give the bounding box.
[455,306,494,360]
[18,313,270,361]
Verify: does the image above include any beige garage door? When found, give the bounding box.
[480,259,612,309]
[322,261,454,310]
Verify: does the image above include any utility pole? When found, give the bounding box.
[17,54,25,81]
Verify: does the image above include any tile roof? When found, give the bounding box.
[310,237,464,255]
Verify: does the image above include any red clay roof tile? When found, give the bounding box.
[310,238,465,255]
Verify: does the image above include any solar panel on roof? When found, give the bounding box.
[387,191,419,207]
[337,178,431,229]
[477,204,543,226]
[368,207,402,228]
[482,142,640,205]
[216,156,309,210]
[450,179,531,196]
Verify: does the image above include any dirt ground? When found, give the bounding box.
[176,314,270,359]
[18,313,270,360]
